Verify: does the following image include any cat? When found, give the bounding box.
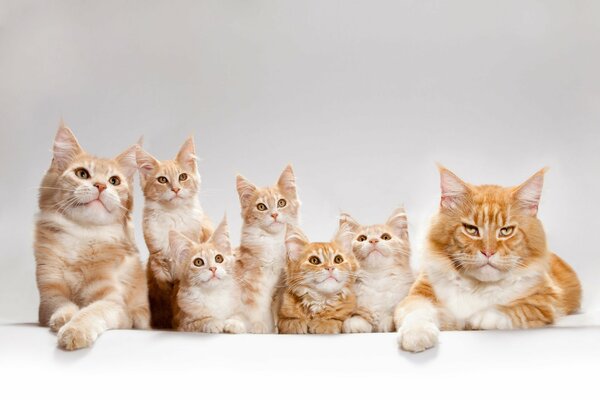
[169,216,246,333]
[278,223,363,334]
[35,123,149,350]
[394,166,582,352]
[339,208,414,333]
[234,165,300,333]
[136,137,213,329]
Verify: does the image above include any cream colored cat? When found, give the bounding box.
[340,208,414,333]
[35,123,149,350]
[234,165,300,333]
[136,137,212,329]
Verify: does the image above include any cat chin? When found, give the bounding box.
[463,264,506,283]
[261,221,286,234]
[314,279,346,295]
[66,206,120,226]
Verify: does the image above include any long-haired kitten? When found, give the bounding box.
[340,208,414,333]
[170,217,245,333]
[234,165,300,333]
[136,137,213,329]
[395,167,582,352]
[35,123,149,350]
[278,224,361,334]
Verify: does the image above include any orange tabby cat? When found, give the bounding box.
[395,166,581,352]
[35,123,149,350]
[278,224,362,334]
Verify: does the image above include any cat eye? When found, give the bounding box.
[381,233,392,240]
[308,256,321,265]
[357,235,367,242]
[277,199,287,208]
[334,255,344,264]
[179,173,188,182]
[463,224,480,237]
[109,176,121,186]
[215,254,224,263]
[157,176,168,184]
[499,226,515,238]
[193,258,204,267]
[74,168,90,179]
[256,203,267,211]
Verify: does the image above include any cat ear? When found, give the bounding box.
[339,213,360,232]
[209,215,232,255]
[277,164,297,198]
[236,174,257,208]
[115,145,138,180]
[334,221,355,255]
[136,146,160,180]
[52,122,84,170]
[438,165,469,209]
[169,230,195,267]
[176,136,197,172]
[285,224,309,263]
[386,207,409,240]
[512,168,547,216]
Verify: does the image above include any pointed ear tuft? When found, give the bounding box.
[386,207,409,240]
[135,146,160,180]
[334,221,355,255]
[169,230,195,268]
[438,165,469,209]
[339,213,360,232]
[209,215,232,254]
[236,174,257,208]
[176,136,197,171]
[115,145,138,180]
[285,224,309,263]
[513,168,547,216]
[52,123,83,170]
[277,164,297,198]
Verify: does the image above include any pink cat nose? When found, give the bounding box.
[325,267,334,272]
[369,238,379,244]
[271,212,279,219]
[93,183,106,193]
[172,187,180,194]
[209,267,217,273]
[481,250,496,258]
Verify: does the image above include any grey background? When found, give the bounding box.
[1,0,598,322]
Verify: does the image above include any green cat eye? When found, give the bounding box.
[193,258,204,267]
[157,176,168,184]
[308,256,321,265]
[499,226,515,238]
[74,168,90,179]
[256,203,267,211]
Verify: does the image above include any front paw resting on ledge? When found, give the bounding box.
[467,308,513,330]
[397,319,439,353]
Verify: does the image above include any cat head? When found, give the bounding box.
[340,208,410,268]
[285,224,357,296]
[169,216,233,288]
[39,123,137,225]
[236,165,300,234]
[136,137,200,205]
[428,166,548,283]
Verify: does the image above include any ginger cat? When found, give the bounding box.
[136,137,213,329]
[234,165,300,333]
[35,123,149,350]
[340,208,414,333]
[278,224,361,334]
[395,167,581,352]
[170,217,246,334]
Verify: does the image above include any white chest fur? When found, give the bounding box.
[183,281,239,321]
[144,200,205,253]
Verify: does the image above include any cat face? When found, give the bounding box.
[285,224,356,295]
[236,165,300,234]
[136,137,200,205]
[169,217,233,288]
[39,124,137,225]
[429,166,548,283]
[340,208,410,266]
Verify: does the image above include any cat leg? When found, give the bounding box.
[496,285,558,329]
[394,297,440,353]
[308,319,343,334]
[278,318,308,334]
[342,316,373,333]
[37,274,79,332]
[467,308,513,330]
[223,317,246,334]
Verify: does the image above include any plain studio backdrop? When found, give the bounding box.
[1,0,599,324]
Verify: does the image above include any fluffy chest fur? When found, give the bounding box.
[292,286,356,320]
[179,282,239,321]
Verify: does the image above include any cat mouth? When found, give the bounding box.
[83,198,110,212]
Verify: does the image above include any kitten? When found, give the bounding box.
[35,123,149,350]
[234,165,300,333]
[136,137,213,329]
[395,166,582,352]
[170,217,246,333]
[278,224,360,334]
[340,208,414,333]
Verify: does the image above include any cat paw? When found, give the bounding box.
[308,319,342,334]
[378,316,395,333]
[342,316,372,333]
[49,305,79,333]
[278,319,308,334]
[397,320,439,353]
[57,323,97,351]
[223,319,246,334]
[468,308,513,330]
[249,321,270,334]
[201,319,224,334]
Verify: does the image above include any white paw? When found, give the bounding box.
[223,319,246,334]
[378,316,395,332]
[49,305,79,333]
[249,321,270,334]
[201,319,224,333]
[342,316,373,333]
[57,322,97,351]
[397,320,439,353]
[468,308,513,330]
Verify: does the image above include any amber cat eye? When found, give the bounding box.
[499,226,515,238]
[334,255,344,264]
[157,176,168,184]
[109,176,121,186]
[357,235,367,242]
[74,168,90,179]
[215,254,224,263]
[193,258,204,266]
[381,233,392,240]
[179,173,188,182]
[256,203,267,211]
[277,199,287,207]
[308,256,321,265]
[463,224,480,237]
